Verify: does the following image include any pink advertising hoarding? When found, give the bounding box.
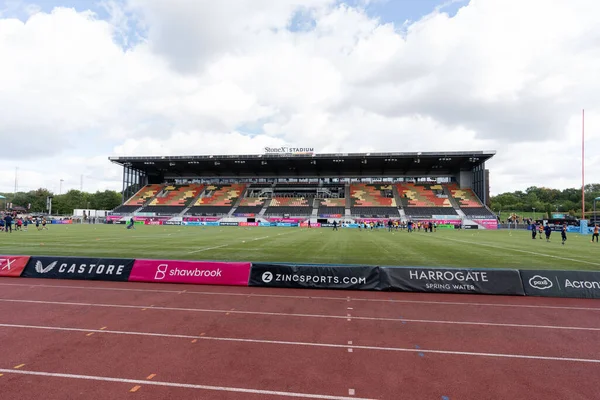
[474,219,498,230]
[135,216,170,221]
[129,259,251,286]
[184,217,220,222]
[266,217,305,223]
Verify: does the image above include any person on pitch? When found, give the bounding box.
[544,223,552,242]
[561,223,567,245]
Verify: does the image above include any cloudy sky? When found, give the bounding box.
[1,0,598,196]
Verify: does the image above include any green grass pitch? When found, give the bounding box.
[0,225,598,270]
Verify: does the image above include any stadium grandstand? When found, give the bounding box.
[108,151,497,226]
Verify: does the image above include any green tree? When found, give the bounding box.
[89,190,122,210]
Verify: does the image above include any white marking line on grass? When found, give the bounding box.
[0,232,191,246]
[252,236,270,241]
[440,236,600,267]
[0,282,599,312]
[185,244,230,254]
[0,286,588,312]
[0,368,374,400]
[2,299,599,332]
[185,229,299,254]
[1,323,599,364]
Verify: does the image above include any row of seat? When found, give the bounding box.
[114,183,494,217]
[148,184,204,207]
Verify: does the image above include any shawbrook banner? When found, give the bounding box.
[380,267,525,295]
[129,259,251,286]
[22,256,135,282]
[520,270,600,299]
[249,263,381,290]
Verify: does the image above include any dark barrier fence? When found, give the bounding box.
[249,264,525,295]
[380,267,525,296]
[520,270,600,299]
[21,256,135,282]
[1,253,598,299]
[249,263,381,290]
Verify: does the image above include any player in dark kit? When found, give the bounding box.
[531,222,537,239]
[544,224,552,242]
[561,224,567,245]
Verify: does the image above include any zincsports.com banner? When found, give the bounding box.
[249,263,381,290]
[129,259,251,286]
[0,256,30,277]
[380,267,525,295]
[22,256,135,282]
[520,270,600,299]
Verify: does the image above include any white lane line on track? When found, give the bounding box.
[437,236,600,267]
[1,299,599,332]
[1,323,599,364]
[0,368,374,400]
[0,282,598,312]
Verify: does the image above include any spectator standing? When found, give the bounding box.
[4,214,12,233]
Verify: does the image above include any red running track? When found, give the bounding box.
[0,278,599,399]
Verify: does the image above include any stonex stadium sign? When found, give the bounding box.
[264,146,314,155]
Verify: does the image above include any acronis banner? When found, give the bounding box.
[520,270,600,299]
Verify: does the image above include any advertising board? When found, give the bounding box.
[21,256,135,282]
[249,263,381,290]
[130,260,251,286]
[380,267,525,295]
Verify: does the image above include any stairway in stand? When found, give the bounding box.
[228,185,249,216]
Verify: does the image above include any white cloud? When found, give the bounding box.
[0,0,599,198]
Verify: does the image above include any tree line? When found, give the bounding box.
[489,184,600,217]
[1,188,122,215]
